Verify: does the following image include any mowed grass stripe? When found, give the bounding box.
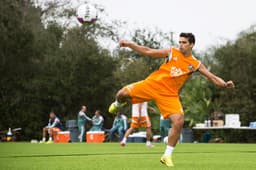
[0,143,256,170]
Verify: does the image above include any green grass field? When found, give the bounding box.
[0,142,256,170]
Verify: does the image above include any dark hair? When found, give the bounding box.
[179,32,195,44]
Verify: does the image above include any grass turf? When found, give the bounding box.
[0,142,256,170]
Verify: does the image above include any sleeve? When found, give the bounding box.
[80,112,91,121]
[48,119,51,127]
[92,116,96,124]
[84,114,92,121]
[48,118,60,128]
[112,118,117,127]
[165,48,173,63]
[190,55,201,72]
[94,116,104,125]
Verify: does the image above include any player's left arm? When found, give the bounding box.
[119,40,169,58]
[94,116,104,125]
[48,118,60,128]
[198,63,235,88]
[84,114,92,121]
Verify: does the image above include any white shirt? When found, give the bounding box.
[132,102,148,117]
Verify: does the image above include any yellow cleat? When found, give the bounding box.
[108,102,126,114]
[160,155,174,167]
[45,140,54,144]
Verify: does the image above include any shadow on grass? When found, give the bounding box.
[2,150,256,158]
[1,152,161,158]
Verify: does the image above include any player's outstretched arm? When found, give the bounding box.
[199,64,235,88]
[119,40,169,58]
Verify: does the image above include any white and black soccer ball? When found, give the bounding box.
[76,4,98,24]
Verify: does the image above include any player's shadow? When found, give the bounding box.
[0,152,161,158]
[2,150,256,158]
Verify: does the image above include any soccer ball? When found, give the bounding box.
[76,4,98,24]
[163,136,168,144]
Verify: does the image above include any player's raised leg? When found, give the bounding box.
[108,87,130,113]
[160,114,184,167]
[109,80,154,114]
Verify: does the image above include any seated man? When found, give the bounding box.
[77,105,91,142]
[90,110,104,131]
[41,111,63,143]
[109,112,127,142]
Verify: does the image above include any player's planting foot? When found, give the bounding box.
[108,101,127,114]
[146,142,154,147]
[120,141,126,147]
[160,155,174,167]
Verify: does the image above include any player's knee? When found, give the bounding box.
[172,117,184,128]
[116,88,129,99]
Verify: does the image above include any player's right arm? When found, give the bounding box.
[119,40,169,58]
[199,64,235,88]
[83,114,92,121]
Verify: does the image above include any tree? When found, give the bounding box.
[0,0,119,139]
[211,25,256,125]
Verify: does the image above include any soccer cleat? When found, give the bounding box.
[160,155,174,167]
[39,140,45,144]
[45,140,54,144]
[120,141,126,147]
[108,102,127,114]
[146,143,154,148]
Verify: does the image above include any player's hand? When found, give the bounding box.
[148,106,157,113]
[225,80,235,88]
[119,40,131,47]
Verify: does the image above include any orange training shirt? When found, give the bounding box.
[145,47,201,96]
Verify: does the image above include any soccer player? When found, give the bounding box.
[109,112,126,142]
[41,111,63,144]
[77,105,91,142]
[120,102,155,147]
[108,33,235,167]
[90,110,104,131]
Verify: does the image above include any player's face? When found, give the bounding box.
[50,112,55,118]
[82,106,87,112]
[179,37,193,55]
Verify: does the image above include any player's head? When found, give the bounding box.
[49,111,56,118]
[179,32,195,54]
[116,111,121,116]
[95,110,101,116]
[81,105,87,112]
